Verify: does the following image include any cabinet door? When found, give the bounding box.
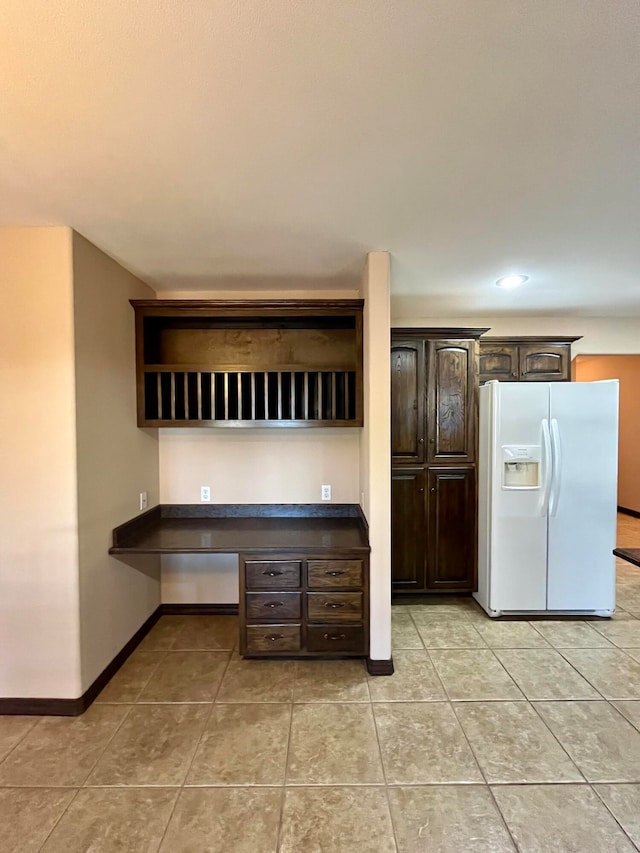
[479,343,519,384]
[427,340,476,463]
[391,340,425,463]
[392,467,426,591]
[519,344,570,381]
[426,467,476,591]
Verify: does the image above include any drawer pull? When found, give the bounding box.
[263,570,283,577]
[264,601,283,608]
[265,633,285,641]
[325,570,345,576]
[325,601,345,609]
[323,633,347,641]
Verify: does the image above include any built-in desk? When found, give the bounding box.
[614,548,640,569]
[111,504,371,662]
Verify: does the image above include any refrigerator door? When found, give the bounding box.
[485,382,550,612]
[547,381,619,612]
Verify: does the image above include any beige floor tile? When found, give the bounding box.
[87,703,209,786]
[159,787,281,853]
[592,619,640,647]
[280,787,396,853]
[287,703,384,784]
[368,650,446,702]
[415,620,487,649]
[216,656,295,702]
[391,615,424,650]
[40,787,178,852]
[293,659,369,702]
[170,615,238,650]
[0,788,76,853]
[137,616,185,650]
[611,700,640,731]
[531,620,613,648]
[624,648,640,663]
[474,621,549,648]
[187,703,291,785]
[560,648,640,699]
[410,609,474,624]
[388,786,516,853]
[429,650,524,700]
[454,701,582,784]
[95,651,166,703]
[494,648,600,700]
[492,784,636,853]
[594,784,640,849]
[374,702,482,784]
[534,700,640,782]
[0,716,38,762]
[0,705,129,787]
[138,650,229,702]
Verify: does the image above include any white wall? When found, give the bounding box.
[359,253,392,662]
[158,291,362,604]
[0,227,82,698]
[73,233,161,690]
[391,314,640,355]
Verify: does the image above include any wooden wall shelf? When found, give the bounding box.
[131,300,364,428]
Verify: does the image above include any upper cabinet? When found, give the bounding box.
[131,300,364,427]
[479,337,581,384]
[391,340,425,463]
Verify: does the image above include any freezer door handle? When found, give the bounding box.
[549,418,562,517]
[540,418,553,516]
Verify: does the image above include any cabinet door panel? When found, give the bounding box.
[392,468,426,590]
[479,344,519,384]
[519,345,570,381]
[391,341,425,463]
[427,467,476,591]
[427,340,476,463]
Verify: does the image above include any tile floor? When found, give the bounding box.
[1,515,640,851]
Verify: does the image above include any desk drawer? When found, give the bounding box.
[307,560,363,589]
[307,624,365,654]
[307,592,362,622]
[246,592,301,621]
[245,560,301,590]
[245,624,301,653]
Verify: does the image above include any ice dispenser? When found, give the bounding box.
[502,446,541,489]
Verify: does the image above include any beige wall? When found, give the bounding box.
[158,291,362,604]
[574,355,640,514]
[73,233,161,689]
[0,227,81,698]
[359,252,392,662]
[391,314,640,356]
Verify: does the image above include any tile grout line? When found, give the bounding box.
[368,685,400,853]
[275,664,297,853]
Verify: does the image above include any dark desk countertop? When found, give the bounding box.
[110,504,370,555]
[614,548,640,569]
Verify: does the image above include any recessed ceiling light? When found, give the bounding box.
[496,274,529,289]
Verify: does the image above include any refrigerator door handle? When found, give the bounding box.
[549,418,562,517]
[540,418,553,516]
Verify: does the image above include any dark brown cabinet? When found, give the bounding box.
[130,299,364,428]
[391,328,487,594]
[479,337,581,385]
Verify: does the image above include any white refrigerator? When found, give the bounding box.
[474,379,619,617]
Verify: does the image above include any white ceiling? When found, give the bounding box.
[2,0,639,315]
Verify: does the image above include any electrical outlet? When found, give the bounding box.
[139,491,148,511]
[321,484,332,501]
[200,486,211,502]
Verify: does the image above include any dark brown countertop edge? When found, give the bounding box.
[614,548,640,568]
[111,503,370,553]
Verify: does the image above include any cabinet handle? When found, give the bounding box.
[511,371,518,378]
[263,570,283,577]
[418,438,424,443]
[324,633,347,641]
[264,601,283,608]
[325,570,345,576]
[418,487,424,492]
[324,601,345,609]
[265,634,284,641]
[429,438,435,444]
[430,487,436,493]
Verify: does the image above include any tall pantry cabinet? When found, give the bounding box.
[391,329,488,593]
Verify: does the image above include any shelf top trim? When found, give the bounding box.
[480,335,582,344]
[131,299,364,314]
[392,327,491,339]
